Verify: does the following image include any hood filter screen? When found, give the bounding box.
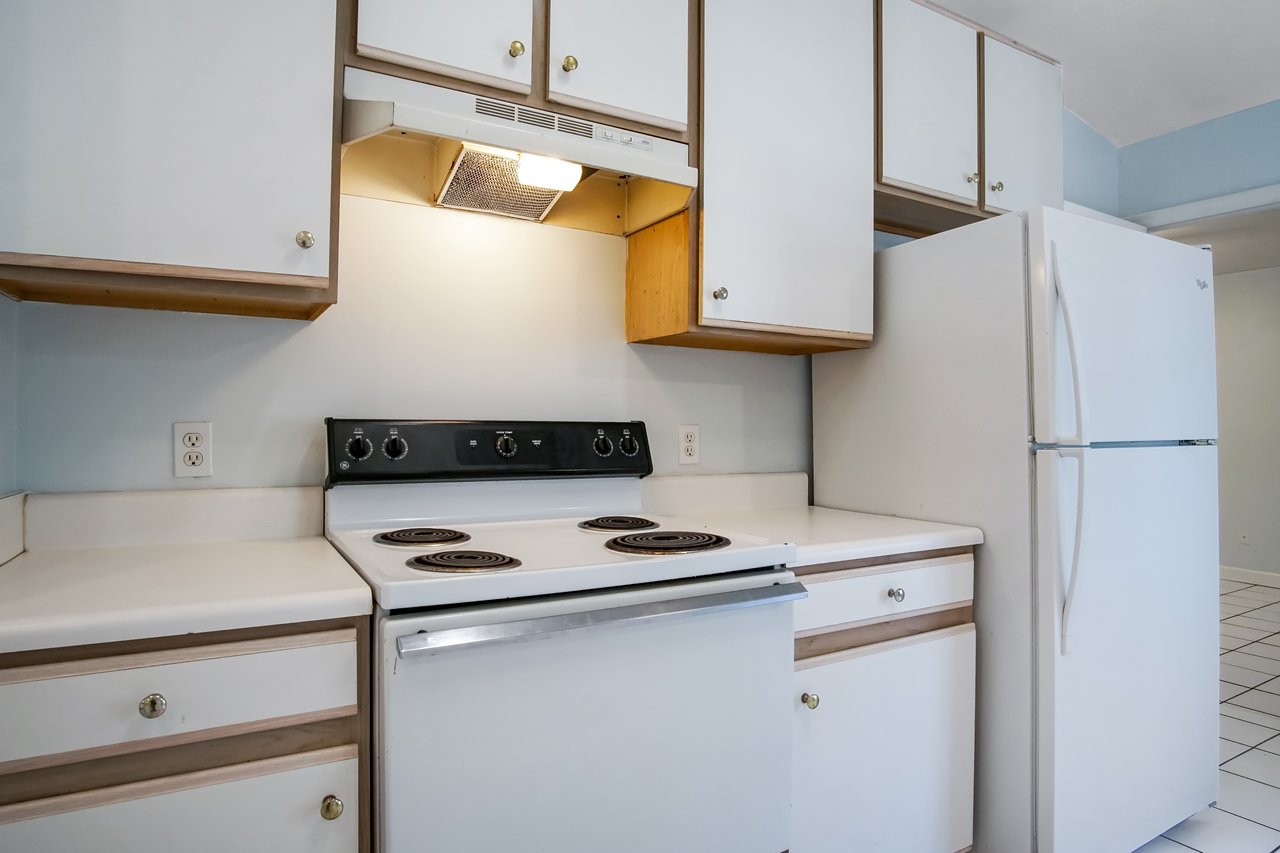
[437,148,562,221]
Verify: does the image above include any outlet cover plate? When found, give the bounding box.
[174,422,212,478]
[678,424,700,465]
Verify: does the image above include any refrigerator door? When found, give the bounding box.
[1035,444,1218,853]
[1028,207,1218,445]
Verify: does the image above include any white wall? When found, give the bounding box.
[1216,266,1280,574]
[0,294,16,495]
[16,195,812,492]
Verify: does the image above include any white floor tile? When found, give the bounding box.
[1223,681,1250,701]
[1221,594,1265,609]
[1225,616,1280,632]
[1229,690,1280,717]
[1221,738,1252,763]
[1241,608,1280,625]
[1222,623,1275,641]
[1258,635,1280,648]
[1257,677,1280,696]
[1233,587,1280,603]
[1164,803,1280,851]
[1222,704,1280,733]
[1221,580,1252,594]
[1238,643,1280,662]
[1222,636,1252,651]
[1220,713,1280,746]
[1133,835,1195,852]
[1223,748,1280,788]
[1222,651,1280,676]
[1217,769,1280,830]
[1222,663,1275,687]
[1257,734,1280,756]
[1222,604,1253,617]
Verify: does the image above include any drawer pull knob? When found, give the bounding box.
[320,794,344,821]
[990,180,1005,192]
[138,693,167,719]
[295,230,315,249]
[712,287,729,300]
[508,40,525,58]
[562,55,579,72]
[801,692,820,710]
[887,587,906,603]
[966,172,980,184]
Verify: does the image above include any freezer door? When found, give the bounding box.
[1035,445,1218,853]
[1028,207,1218,444]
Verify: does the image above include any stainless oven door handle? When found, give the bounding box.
[396,582,808,658]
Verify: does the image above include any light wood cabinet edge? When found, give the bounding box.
[625,210,873,355]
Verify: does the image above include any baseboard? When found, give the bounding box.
[1222,565,1280,588]
[0,492,23,566]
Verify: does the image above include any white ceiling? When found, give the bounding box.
[930,0,1280,146]
[1155,207,1280,276]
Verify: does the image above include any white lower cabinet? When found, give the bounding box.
[0,755,358,853]
[792,625,976,853]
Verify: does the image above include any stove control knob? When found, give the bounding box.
[619,435,639,457]
[347,436,373,460]
[383,436,408,460]
[496,435,518,458]
[593,435,613,457]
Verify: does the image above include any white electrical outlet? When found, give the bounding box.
[174,422,213,478]
[678,424,700,465]
[1237,530,1252,546]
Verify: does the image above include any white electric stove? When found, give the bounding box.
[323,419,801,853]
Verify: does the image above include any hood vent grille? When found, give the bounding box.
[474,97,596,140]
[437,147,562,222]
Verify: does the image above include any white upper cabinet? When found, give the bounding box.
[700,0,873,337]
[547,0,689,131]
[0,0,335,280]
[983,36,1063,213]
[879,0,979,204]
[356,0,534,94]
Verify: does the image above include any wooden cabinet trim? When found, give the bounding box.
[795,604,972,660]
[0,254,329,291]
[797,552,973,586]
[791,545,974,577]
[0,744,358,826]
[0,628,356,686]
[796,621,974,672]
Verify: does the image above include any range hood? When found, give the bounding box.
[341,69,696,236]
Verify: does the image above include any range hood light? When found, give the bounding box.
[517,153,583,192]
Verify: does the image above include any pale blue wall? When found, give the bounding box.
[0,295,16,495]
[1119,99,1280,217]
[1063,110,1120,216]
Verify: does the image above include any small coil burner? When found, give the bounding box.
[407,551,522,573]
[375,528,471,547]
[604,531,731,555]
[578,515,659,533]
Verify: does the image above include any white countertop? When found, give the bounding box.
[0,537,372,654]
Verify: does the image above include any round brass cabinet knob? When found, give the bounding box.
[320,794,344,821]
[562,55,579,72]
[138,693,167,719]
[887,587,906,603]
[295,230,316,249]
[508,40,525,58]
[990,181,1005,192]
[965,172,980,184]
[712,287,729,300]
[801,692,820,710]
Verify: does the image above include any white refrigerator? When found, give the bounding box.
[813,207,1219,853]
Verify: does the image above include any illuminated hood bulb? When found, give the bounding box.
[517,153,583,192]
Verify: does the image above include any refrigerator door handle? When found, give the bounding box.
[1051,240,1086,446]
[1058,446,1086,655]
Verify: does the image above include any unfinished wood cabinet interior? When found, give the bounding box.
[351,0,693,143]
[626,0,875,355]
[0,0,343,320]
[0,619,369,852]
[875,0,1062,236]
[791,549,976,852]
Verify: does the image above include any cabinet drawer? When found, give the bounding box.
[0,749,358,852]
[0,631,356,767]
[794,555,973,634]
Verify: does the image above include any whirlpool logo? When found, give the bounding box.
[1196,279,1209,290]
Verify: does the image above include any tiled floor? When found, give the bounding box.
[1134,577,1280,853]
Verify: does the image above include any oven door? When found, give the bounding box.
[378,570,801,853]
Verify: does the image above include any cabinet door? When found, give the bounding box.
[879,0,979,205]
[701,0,873,337]
[547,0,688,131]
[0,1,334,279]
[356,0,534,94]
[0,756,358,853]
[982,36,1063,213]
[792,626,975,853]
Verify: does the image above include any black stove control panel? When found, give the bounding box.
[324,419,653,487]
